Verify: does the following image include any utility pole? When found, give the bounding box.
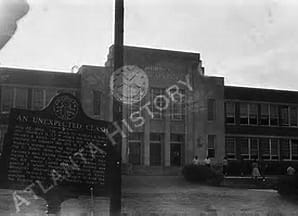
[110,0,124,215]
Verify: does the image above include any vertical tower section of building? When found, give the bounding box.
[105,46,225,172]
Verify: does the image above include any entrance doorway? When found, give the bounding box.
[150,143,161,165]
[170,143,181,166]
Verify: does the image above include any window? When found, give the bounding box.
[14,87,28,109]
[151,88,165,119]
[128,133,142,165]
[270,104,279,126]
[170,89,185,120]
[32,88,45,110]
[93,90,102,116]
[239,103,248,125]
[207,135,216,158]
[280,139,290,160]
[1,86,13,113]
[290,107,298,127]
[150,133,163,165]
[292,139,298,160]
[259,138,270,160]
[170,134,184,166]
[45,89,57,105]
[249,104,258,125]
[225,102,235,124]
[280,106,289,126]
[127,86,143,121]
[0,128,5,152]
[250,138,259,160]
[207,99,216,121]
[270,138,279,160]
[239,137,249,159]
[260,104,269,125]
[225,137,236,159]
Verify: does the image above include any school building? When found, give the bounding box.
[0,45,297,173]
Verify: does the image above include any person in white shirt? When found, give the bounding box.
[192,156,199,165]
[204,156,211,167]
[287,165,295,176]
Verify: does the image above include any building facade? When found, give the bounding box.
[0,46,297,173]
[0,67,80,153]
[224,86,298,173]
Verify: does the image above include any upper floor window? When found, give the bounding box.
[225,102,235,124]
[239,103,248,125]
[1,86,14,113]
[170,89,185,120]
[290,106,298,127]
[280,106,289,126]
[93,90,102,116]
[249,103,258,125]
[207,99,216,121]
[15,87,28,109]
[270,104,279,126]
[32,88,45,110]
[151,88,165,120]
[45,89,57,105]
[260,104,269,125]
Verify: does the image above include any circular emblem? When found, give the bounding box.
[53,95,79,120]
[110,65,149,104]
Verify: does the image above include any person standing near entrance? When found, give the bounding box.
[192,156,199,165]
[204,156,211,167]
[287,164,296,175]
[223,156,228,176]
[252,159,261,183]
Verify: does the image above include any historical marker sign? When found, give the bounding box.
[0,93,114,213]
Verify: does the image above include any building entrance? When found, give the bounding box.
[170,143,181,166]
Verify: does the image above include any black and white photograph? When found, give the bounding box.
[1,0,298,215]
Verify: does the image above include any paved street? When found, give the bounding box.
[122,176,298,216]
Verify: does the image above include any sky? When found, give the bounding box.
[1,0,298,90]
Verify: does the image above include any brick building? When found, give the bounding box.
[0,46,297,173]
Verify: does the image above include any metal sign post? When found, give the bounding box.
[110,0,124,215]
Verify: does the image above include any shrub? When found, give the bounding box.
[277,174,298,196]
[226,160,251,176]
[182,164,224,186]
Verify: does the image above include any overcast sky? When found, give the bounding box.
[1,0,298,90]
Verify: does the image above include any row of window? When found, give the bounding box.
[225,136,298,160]
[225,102,298,127]
[131,88,217,121]
[0,86,78,113]
[127,132,184,166]
[127,88,186,120]
[151,88,186,120]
